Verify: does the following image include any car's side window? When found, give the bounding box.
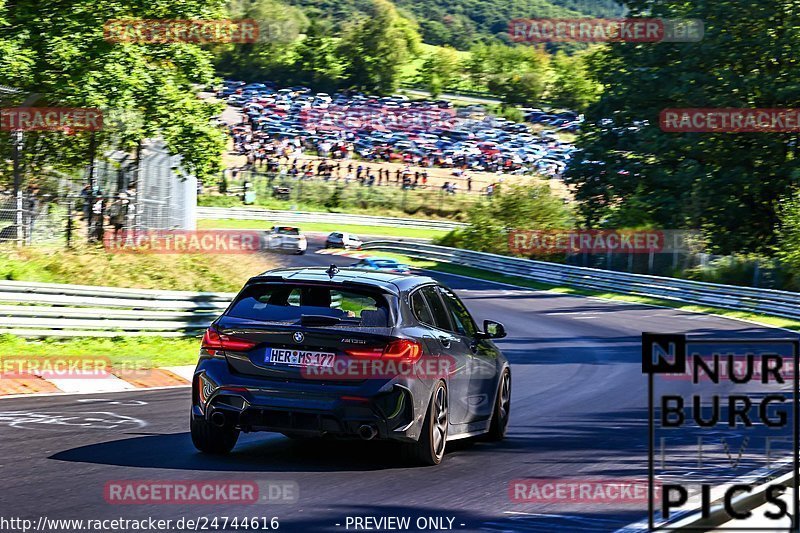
[439,286,478,337]
[420,286,452,331]
[410,289,435,326]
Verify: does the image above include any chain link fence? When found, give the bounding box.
[0,136,197,247]
[0,191,134,247]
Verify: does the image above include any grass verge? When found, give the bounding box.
[0,334,201,367]
[0,244,275,292]
[0,245,274,369]
[197,218,448,240]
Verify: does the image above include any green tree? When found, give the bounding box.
[416,46,460,97]
[282,0,622,48]
[0,0,228,182]
[466,43,551,105]
[337,0,421,93]
[547,50,601,111]
[565,0,800,255]
[216,0,308,82]
[775,190,800,274]
[293,19,345,91]
[439,183,573,255]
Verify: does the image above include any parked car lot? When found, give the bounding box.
[222,81,577,178]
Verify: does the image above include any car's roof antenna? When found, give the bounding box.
[326,264,339,279]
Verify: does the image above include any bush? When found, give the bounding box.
[433,183,574,255]
[680,254,799,290]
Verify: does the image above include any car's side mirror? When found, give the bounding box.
[482,320,506,339]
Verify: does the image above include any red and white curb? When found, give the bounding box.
[0,365,195,398]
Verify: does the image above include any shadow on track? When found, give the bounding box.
[49,431,487,473]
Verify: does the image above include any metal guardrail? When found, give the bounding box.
[197,207,467,231]
[0,281,234,337]
[361,241,800,320]
[7,238,800,336]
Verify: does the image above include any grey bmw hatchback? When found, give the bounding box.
[191,265,510,465]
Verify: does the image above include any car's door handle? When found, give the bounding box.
[438,336,451,349]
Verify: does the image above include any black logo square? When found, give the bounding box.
[642,333,686,374]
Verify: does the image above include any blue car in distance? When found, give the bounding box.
[351,257,412,275]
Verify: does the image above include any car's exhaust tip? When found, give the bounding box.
[358,424,378,441]
[210,411,226,428]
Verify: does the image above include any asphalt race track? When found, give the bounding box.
[1,243,793,532]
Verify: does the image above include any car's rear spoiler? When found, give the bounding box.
[244,275,401,296]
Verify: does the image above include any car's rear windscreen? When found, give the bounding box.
[226,283,390,327]
[275,227,299,235]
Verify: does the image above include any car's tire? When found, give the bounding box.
[485,369,511,442]
[402,381,448,466]
[190,415,240,454]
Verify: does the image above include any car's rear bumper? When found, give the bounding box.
[192,358,426,442]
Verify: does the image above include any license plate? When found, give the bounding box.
[265,348,336,368]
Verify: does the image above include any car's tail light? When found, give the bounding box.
[346,339,422,362]
[344,347,383,359]
[201,327,258,354]
[383,339,423,361]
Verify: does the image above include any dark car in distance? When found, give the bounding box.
[191,266,511,465]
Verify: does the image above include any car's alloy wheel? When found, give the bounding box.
[431,385,448,459]
[402,381,448,466]
[486,369,511,441]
